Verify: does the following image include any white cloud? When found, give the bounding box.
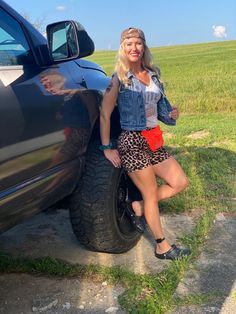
[56,5,66,11]
[212,25,227,38]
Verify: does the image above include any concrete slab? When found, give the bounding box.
[0,273,125,314]
[0,208,194,274]
[173,213,236,314]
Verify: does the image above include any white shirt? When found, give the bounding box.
[140,78,161,128]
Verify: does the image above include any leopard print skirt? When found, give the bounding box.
[117,130,171,173]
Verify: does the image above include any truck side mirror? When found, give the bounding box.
[46,21,79,61]
[46,20,94,62]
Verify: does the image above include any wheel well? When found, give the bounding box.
[89,107,122,144]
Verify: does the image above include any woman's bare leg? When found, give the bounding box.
[129,157,188,234]
[128,166,171,254]
[153,157,189,201]
[130,157,188,215]
[131,200,144,216]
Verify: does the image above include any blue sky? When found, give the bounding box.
[5,0,236,50]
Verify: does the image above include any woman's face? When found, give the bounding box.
[123,37,144,64]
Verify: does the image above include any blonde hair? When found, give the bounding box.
[114,38,160,87]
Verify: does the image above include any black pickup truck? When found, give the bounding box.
[0,0,141,253]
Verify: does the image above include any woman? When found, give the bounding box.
[100,27,190,260]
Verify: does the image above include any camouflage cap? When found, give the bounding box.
[120,27,146,44]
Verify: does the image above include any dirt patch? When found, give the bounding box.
[163,131,175,139]
[212,140,232,146]
[186,130,209,139]
[183,207,205,220]
[221,211,236,218]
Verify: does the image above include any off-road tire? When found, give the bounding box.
[69,142,141,253]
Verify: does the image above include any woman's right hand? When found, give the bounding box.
[103,149,121,168]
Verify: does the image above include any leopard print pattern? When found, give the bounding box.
[117,130,171,173]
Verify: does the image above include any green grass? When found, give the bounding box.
[174,292,221,307]
[87,40,236,114]
[158,113,236,213]
[1,41,236,313]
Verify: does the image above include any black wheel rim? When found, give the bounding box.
[116,171,136,235]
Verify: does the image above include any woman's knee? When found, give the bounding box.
[177,176,189,192]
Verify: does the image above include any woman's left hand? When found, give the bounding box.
[169,106,179,120]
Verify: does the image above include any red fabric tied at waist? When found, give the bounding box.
[141,125,164,152]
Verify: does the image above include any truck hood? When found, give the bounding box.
[73,59,106,75]
[73,58,110,92]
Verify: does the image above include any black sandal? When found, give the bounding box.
[125,201,146,233]
[155,238,191,260]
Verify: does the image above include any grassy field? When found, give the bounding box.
[159,113,236,214]
[87,40,236,113]
[1,41,236,313]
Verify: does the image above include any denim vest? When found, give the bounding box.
[117,70,165,131]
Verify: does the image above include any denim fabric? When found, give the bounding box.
[157,96,176,126]
[117,70,175,130]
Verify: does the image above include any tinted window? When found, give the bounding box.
[0,8,34,66]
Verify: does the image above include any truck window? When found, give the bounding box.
[0,8,34,66]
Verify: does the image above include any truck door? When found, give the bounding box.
[0,7,85,231]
